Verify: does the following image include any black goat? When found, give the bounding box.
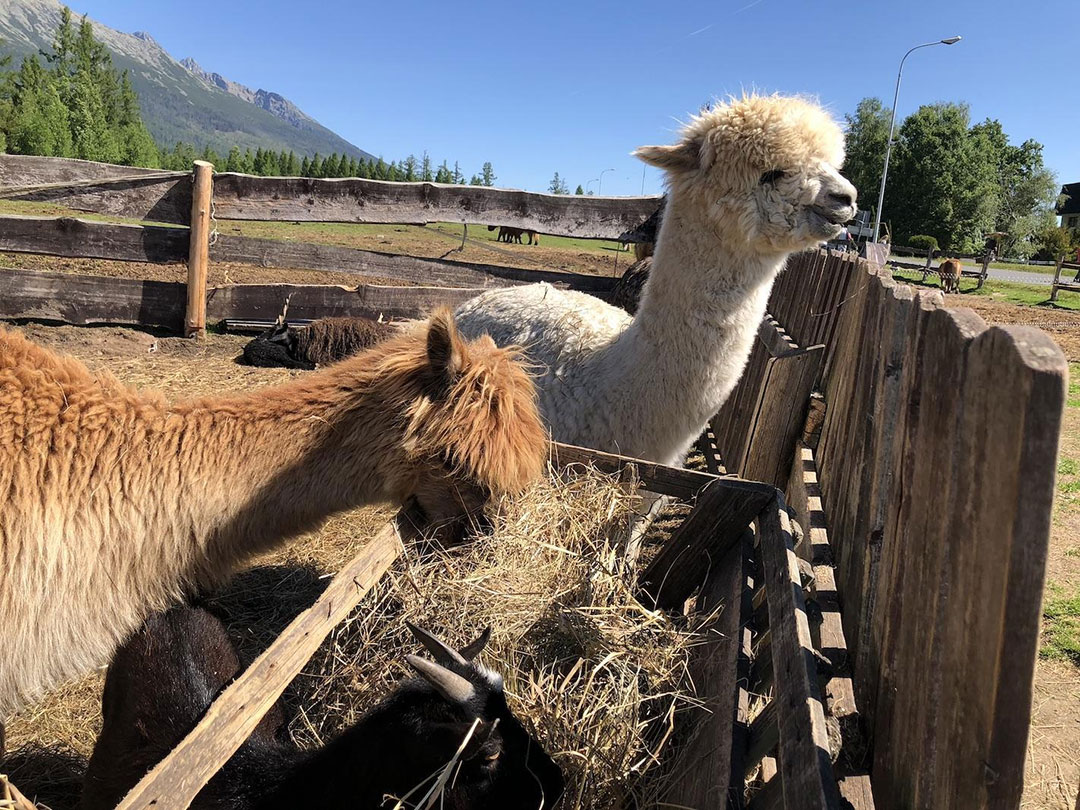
[81,607,564,810]
[241,316,398,369]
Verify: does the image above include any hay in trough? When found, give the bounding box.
[254,464,716,810]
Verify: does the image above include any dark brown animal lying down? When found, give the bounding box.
[82,606,565,809]
[242,316,399,369]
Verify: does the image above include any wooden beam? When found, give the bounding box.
[548,442,774,502]
[0,267,185,330]
[116,515,407,810]
[204,282,486,322]
[756,496,841,810]
[210,173,662,239]
[638,480,774,610]
[0,155,661,238]
[185,161,213,338]
[0,214,188,263]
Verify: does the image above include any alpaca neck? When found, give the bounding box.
[607,198,786,464]
[162,360,398,575]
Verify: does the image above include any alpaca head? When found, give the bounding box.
[635,94,856,256]
[379,310,547,530]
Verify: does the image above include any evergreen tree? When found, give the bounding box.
[322,152,339,177]
[226,146,243,172]
[309,152,322,177]
[7,55,72,157]
[420,151,433,182]
[374,157,388,180]
[469,174,482,185]
[285,150,299,175]
[200,144,221,167]
[402,154,418,181]
[575,185,584,195]
[548,172,569,195]
[300,155,311,176]
[435,160,452,183]
[481,161,496,187]
[241,148,255,174]
[453,161,463,184]
[69,67,119,162]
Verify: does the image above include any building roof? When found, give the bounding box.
[1057,183,1080,216]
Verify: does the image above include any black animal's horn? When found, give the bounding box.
[405,622,468,667]
[405,655,475,703]
[460,627,491,661]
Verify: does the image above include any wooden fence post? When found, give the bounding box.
[1051,255,1064,303]
[185,160,213,338]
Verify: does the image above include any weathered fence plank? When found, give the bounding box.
[0,267,185,330]
[662,531,751,808]
[0,214,188,262]
[116,515,406,810]
[0,155,661,238]
[638,480,769,610]
[756,498,841,810]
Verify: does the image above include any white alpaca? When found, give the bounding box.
[455,94,857,466]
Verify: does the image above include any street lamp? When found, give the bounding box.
[586,178,599,194]
[872,36,962,243]
[598,168,615,195]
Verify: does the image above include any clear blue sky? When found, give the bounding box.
[72,0,1079,197]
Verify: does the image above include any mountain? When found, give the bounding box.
[0,0,375,162]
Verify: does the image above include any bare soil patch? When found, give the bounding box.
[946,292,1080,363]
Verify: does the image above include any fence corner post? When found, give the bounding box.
[185,160,214,338]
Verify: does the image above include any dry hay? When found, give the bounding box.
[208,465,715,810]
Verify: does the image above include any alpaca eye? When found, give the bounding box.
[760,169,785,185]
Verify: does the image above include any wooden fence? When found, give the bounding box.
[0,155,1069,809]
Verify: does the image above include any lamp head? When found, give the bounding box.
[941,36,962,44]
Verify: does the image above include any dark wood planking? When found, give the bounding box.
[756,497,841,810]
[740,343,824,488]
[211,232,616,292]
[210,173,662,239]
[116,515,407,810]
[662,532,751,808]
[0,214,189,263]
[0,267,487,327]
[205,282,485,322]
[931,326,1065,809]
[0,266,185,330]
[637,480,773,610]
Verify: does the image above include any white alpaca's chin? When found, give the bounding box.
[807,209,846,240]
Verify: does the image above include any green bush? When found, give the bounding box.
[908,234,939,253]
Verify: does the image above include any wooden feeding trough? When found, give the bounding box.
[77,442,847,810]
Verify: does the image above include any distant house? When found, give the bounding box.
[1058,182,1080,229]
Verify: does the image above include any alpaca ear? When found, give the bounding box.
[426,309,466,388]
[634,139,700,174]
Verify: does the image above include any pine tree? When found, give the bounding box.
[69,67,119,162]
[321,153,338,177]
[481,162,496,187]
[402,154,418,181]
[575,185,585,195]
[241,148,255,174]
[286,151,299,175]
[453,161,463,184]
[469,174,482,185]
[548,172,568,195]
[420,152,433,182]
[226,146,243,172]
[300,155,311,176]
[435,160,452,183]
[374,157,388,180]
[7,55,72,157]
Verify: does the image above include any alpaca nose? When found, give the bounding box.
[828,190,855,209]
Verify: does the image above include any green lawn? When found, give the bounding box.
[890,266,1080,311]
[1042,582,1080,665]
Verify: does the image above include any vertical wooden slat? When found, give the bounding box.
[757,497,840,810]
[185,160,213,338]
[663,531,752,808]
[930,326,1065,809]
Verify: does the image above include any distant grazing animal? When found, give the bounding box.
[81,607,565,810]
[456,94,856,465]
[487,225,538,245]
[939,258,963,294]
[0,311,546,717]
[242,316,399,369]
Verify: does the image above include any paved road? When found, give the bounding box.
[984,267,1056,286]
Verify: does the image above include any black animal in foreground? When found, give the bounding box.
[242,316,398,369]
[81,607,564,810]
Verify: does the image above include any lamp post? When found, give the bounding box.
[586,178,599,195]
[598,167,615,196]
[872,36,962,243]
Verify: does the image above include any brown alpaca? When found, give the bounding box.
[939,258,963,294]
[0,311,546,717]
